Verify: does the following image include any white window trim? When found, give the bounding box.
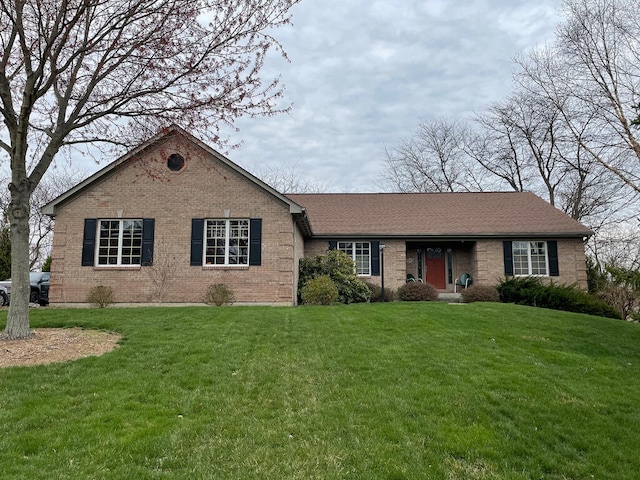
[513,240,549,277]
[337,241,372,276]
[203,219,250,267]
[95,219,143,268]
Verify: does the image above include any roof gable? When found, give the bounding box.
[286,192,593,238]
[41,125,306,219]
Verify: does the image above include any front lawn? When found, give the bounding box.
[1,303,639,479]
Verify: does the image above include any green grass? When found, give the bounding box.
[1,302,640,479]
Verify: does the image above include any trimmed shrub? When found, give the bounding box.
[364,281,396,302]
[299,250,371,304]
[301,275,339,305]
[498,277,620,319]
[461,284,500,303]
[87,285,114,308]
[204,283,234,306]
[334,274,372,304]
[397,282,438,302]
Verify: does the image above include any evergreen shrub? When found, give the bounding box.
[299,250,371,304]
[300,275,339,305]
[498,277,620,319]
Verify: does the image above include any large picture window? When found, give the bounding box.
[205,219,249,265]
[97,219,143,266]
[512,241,548,276]
[338,241,371,275]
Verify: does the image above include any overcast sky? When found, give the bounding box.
[73,0,565,193]
[223,0,564,192]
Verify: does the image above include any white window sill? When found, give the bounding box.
[203,265,249,270]
[94,265,142,270]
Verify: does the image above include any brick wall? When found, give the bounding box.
[49,135,298,305]
[475,238,588,289]
[300,238,588,295]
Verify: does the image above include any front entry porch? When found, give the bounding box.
[405,241,476,292]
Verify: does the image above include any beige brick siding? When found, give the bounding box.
[300,238,588,295]
[475,238,588,289]
[50,136,298,305]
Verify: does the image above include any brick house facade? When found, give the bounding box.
[43,127,593,305]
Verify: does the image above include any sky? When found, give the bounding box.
[223,0,564,192]
[81,0,565,193]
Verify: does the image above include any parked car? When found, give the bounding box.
[0,285,8,307]
[0,272,50,306]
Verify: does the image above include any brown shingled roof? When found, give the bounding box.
[286,192,593,238]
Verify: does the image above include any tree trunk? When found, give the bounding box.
[3,189,32,339]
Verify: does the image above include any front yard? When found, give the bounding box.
[1,302,639,479]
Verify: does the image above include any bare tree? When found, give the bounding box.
[382,118,486,193]
[469,94,545,194]
[250,160,330,193]
[0,0,299,339]
[469,89,628,226]
[515,0,640,195]
[145,239,180,304]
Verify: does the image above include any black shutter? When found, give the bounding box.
[249,218,262,266]
[328,241,337,250]
[503,241,513,276]
[82,219,97,266]
[371,241,380,276]
[190,219,204,266]
[141,219,155,266]
[547,240,559,276]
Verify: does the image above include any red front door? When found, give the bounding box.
[425,247,446,289]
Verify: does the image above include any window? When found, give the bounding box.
[167,153,185,172]
[97,219,143,266]
[337,241,371,275]
[512,241,548,276]
[205,219,249,265]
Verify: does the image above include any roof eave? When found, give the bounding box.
[309,231,593,240]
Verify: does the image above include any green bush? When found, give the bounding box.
[87,285,114,308]
[586,256,608,294]
[397,282,438,302]
[300,275,339,305]
[461,284,500,303]
[204,283,234,306]
[364,281,396,302]
[498,277,620,319]
[42,256,52,273]
[299,250,371,304]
